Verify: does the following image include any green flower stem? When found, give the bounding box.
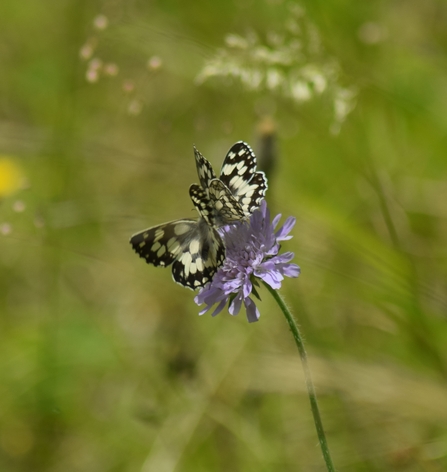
[263,282,336,472]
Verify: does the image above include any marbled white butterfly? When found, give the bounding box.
[130,141,268,289]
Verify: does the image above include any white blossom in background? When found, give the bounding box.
[331,87,357,134]
[196,3,356,133]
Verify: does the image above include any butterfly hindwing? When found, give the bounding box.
[208,179,246,225]
[171,218,225,289]
[189,183,215,226]
[130,218,224,290]
[130,219,196,268]
[232,171,268,215]
[190,180,246,227]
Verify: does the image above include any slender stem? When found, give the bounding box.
[263,282,336,472]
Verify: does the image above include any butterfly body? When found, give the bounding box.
[130,141,267,289]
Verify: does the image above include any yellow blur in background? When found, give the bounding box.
[0,157,23,197]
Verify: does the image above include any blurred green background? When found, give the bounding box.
[1,0,447,471]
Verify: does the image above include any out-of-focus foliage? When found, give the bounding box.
[1,1,447,471]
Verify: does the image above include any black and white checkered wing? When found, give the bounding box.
[191,158,246,227]
[219,141,268,215]
[194,145,217,190]
[189,184,214,226]
[208,179,246,226]
[130,218,224,290]
[190,180,246,228]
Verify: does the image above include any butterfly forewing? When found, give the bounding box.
[130,218,225,289]
[220,141,256,186]
[219,141,268,215]
[194,146,217,190]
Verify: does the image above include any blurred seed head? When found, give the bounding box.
[358,22,387,45]
[34,215,45,228]
[85,58,103,83]
[89,58,103,70]
[225,33,249,49]
[267,31,285,48]
[147,56,163,70]
[266,69,284,90]
[286,18,301,35]
[331,87,357,134]
[79,42,95,61]
[122,80,135,93]
[196,3,356,132]
[128,99,143,115]
[289,3,304,17]
[12,200,25,213]
[86,68,99,83]
[93,14,108,31]
[0,223,12,235]
[104,63,119,76]
[290,80,311,101]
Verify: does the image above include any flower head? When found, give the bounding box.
[195,200,300,322]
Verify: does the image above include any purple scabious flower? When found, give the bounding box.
[195,200,300,323]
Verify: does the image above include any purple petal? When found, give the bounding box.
[229,292,243,316]
[244,297,260,323]
[257,259,276,271]
[261,200,269,223]
[211,299,227,317]
[272,252,295,263]
[256,269,283,289]
[198,305,211,315]
[276,217,296,241]
[194,286,211,305]
[196,287,225,306]
[272,213,282,230]
[265,242,280,257]
[242,279,252,298]
[282,264,301,278]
